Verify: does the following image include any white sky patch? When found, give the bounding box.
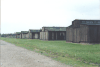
[1,0,100,34]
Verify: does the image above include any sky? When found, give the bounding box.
[1,0,100,34]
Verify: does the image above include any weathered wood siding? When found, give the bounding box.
[79,25,88,43]
[16,34,20,38]
[43,32,45,40]
[12,34,16,38]
[41,32,43,40]
[35,33,38,39]
[46,32,48,40]
[66,25,88,43]
[40,32,42,39]
[29,33,32,39]
[22,33,29,39]
[66,19,100,43]
[40,32,48,40]
[88,25,100,43]
[66,27,73,42]
[29,32,40,39]
[26,33,29,38]
[48,31,66,40]
[20,34,22,39]
[73,28,80,43]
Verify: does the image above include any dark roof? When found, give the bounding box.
[1,34,8,36]
[21,31,29,34]
[12,34,16,36]
[43,27,66,31]
[8,34,12,36]
[74,19,100,25]
[16,32,21,34]
[29,29,41,33]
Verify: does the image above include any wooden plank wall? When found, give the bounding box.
[66,25,88,43]
[29,33,32,39]
[79,25,88,43]
[66,27,73,42]
[89,25,100,43]
[16,35,20,38]
[40,32,48,40]
[34,33,40,39]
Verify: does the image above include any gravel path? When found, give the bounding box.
[0,40,72,67]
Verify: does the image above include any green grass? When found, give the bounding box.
[1,37,100,67]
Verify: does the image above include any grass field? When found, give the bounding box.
[1,37,100,67]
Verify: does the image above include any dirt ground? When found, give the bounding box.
[0,40,72,67]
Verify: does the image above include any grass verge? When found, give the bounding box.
[1,37,100,67]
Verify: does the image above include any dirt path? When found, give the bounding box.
[0,40,72,67]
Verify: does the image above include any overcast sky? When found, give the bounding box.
[1,0,100,34]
